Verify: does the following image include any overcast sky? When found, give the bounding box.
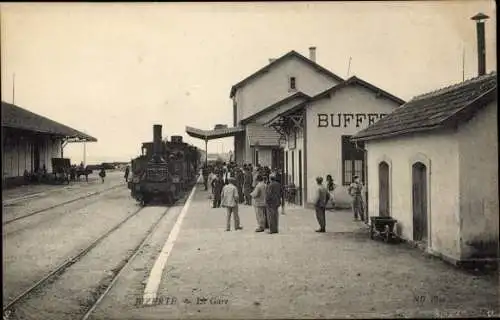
[1,1,496,164]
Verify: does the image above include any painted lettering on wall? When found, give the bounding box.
[317,113,388,128]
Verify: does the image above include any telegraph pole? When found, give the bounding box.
[462,44,465,81]
[347,57,352,77]
[12,73,16,104]
[83,130,87,166]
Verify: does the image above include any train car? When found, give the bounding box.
[128,124,174,205]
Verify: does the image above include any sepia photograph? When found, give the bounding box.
[1,1,498,319]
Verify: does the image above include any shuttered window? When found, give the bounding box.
[342,135,365,185]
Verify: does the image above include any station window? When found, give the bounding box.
[342,135,365,185]
[289,77,296,90]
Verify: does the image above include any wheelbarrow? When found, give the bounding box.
[369,216,398,243]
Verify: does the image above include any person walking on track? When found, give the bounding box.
[313,176,330,233]
[250,174,267,232]
[124,165,130,183]
[265,174,282,234]
[99,167,106,183]
[221,177,243,232]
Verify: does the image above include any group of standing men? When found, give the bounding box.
[201,162,366,234]
[202,162,284,234]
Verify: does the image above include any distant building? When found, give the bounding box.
[2,101,97,187]
[186,48,404,206]
[352,72,498,263]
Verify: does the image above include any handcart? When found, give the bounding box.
[369,216,398,243]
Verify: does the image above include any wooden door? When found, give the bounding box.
[412,162,428,241]
[378,162,390,216]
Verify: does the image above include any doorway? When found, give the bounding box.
[378,161,390,217]
[33,141,40,172]
[298,150,303,205]
[412,162,428,241]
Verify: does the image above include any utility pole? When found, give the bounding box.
[347,57,352,77]
[83,130,87,166]
[12,73,16,104]
[462,44,465,81]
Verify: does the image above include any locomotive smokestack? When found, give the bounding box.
[153,124,162,155]
[471,13,489,76]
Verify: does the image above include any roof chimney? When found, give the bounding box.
[309,46,316,62]
[471,13,489,76]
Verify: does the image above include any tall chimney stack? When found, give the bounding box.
[309,46,316,62]
[153,124,162,155]
[471,13,489,76]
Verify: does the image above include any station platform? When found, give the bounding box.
[122,183,498,319]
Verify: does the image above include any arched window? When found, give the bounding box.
[412,161,428,241]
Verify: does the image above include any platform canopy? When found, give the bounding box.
[185,125,244,141]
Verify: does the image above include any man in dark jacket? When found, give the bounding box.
[202,165,209,190]
[265,174,282,234]
[211,174,224,208]
[243,167,253,205]
[313,176,330,233]
[235,168,244,204]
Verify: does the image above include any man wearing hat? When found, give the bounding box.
[221,176,243,231]
[265,173,282,234]
[313,176,330,233]
[348,175,365,222]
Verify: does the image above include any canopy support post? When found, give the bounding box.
[204,137,208,167]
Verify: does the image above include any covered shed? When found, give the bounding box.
[2,101,97,186]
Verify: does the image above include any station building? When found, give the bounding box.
[186,48,405,207]
[352,72,498,263]
[2,101,97,187]
[265,76,405,206]
[187,48,343,170]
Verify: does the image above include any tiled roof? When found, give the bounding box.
[352,72,497,141]
[1,101,97,142]
[246,123,281,146]
[240,92,311,125]
[185,125,244,140]
[230,50,344,98]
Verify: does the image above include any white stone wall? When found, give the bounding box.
[305,85,401,206]
[365,130,461,261]
[233,56,341,123]
[457,100,499,260]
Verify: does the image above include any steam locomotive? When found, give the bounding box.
[128,124,201,205]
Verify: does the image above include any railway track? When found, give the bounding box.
[3,183,125,226]
[3,204,173,320]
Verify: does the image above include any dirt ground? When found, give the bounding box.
[91,186,499,319]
